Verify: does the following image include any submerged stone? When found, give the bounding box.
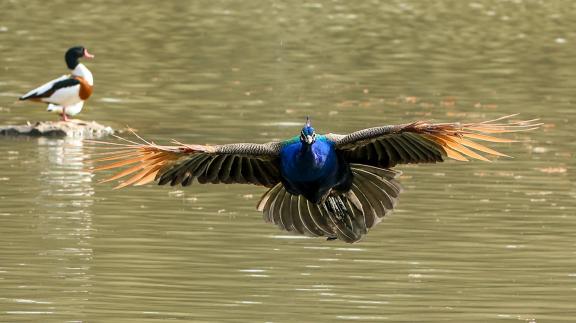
[0,120,114,138]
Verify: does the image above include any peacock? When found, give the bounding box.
[89,115,539,243]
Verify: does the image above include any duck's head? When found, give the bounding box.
[300,117,316,145]
[65,46,94,70]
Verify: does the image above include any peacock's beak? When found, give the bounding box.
[305,135,314,144]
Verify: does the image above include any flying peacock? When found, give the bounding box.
[89,115,539,243]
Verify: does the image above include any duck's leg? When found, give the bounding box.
[60,106,69,122]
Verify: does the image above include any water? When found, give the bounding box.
[1,0,575,322]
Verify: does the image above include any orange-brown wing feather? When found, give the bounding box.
[328,115,540,167]
[87,137,282,189]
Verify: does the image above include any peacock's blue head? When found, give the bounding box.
[300,117,316,145]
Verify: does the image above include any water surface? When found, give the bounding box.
[1,0,575,322]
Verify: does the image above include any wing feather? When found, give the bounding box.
[300,200,327,236]
[378,140,400,166]
[306,200,332,235]
[401,133,442,162]
[443,146,469,161]
[428,134,490,162]
[251,160,267,185]
[277,190,291,230]
[329,115,539,167]
[20,75,71,100]
[230,157,246,184]
[204,155,227,183]
[218,155,235,183]
[291,196,307,235]
[87,136,282,188]
[388,136,415,162]
[242,158,258,185]
[269,187,286,228]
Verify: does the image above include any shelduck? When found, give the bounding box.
[19,46,94,121]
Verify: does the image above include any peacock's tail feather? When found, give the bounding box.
[257,164,402,243]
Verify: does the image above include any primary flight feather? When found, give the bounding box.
[88,115,539,243]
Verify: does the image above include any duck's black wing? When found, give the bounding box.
[19,76,79,100]
[88,135,283,189]
[325,115,540,168]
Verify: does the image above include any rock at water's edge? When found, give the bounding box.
[0,120,114,138]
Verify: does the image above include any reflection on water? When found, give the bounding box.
[1,0,576,321]
[35,136,94,244]
[0,138,93,320]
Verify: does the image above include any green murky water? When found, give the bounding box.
[1,0,575,322]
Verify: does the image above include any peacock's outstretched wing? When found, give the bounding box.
[324,115,540,168]
[88,135,283,189]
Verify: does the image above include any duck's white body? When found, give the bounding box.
[47,101,84,116]
[19,47,94,121]
[21,64,93,107]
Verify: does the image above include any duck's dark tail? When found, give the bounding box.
[257,164,402,243]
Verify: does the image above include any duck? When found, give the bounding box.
[89,115,539,243]
[19,46,94,121]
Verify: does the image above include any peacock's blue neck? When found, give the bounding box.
[280,137,336,182]
[298,142,315,160]
[279,136,350,203]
